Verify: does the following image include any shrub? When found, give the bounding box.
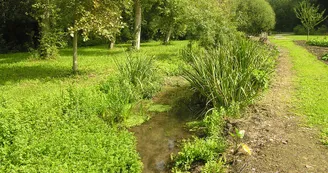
[294,24,328,35]
[183,38,275,109]
[315,25,328,35]
[293,25,309,35]
[306,38,328,47]
[236,0,276,34]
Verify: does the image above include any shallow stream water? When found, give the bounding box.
[130,86,197,173]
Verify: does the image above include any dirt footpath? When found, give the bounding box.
[228,47,328,173]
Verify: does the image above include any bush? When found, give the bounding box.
[293,25,308,35]
[236,0,276,34]
[307,38,328,47]
[38,31,66,59]
[183,38,275,109]
[294,24,328,35]
[315,25,328,35]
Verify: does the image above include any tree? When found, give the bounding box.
[236,0,276,35]
[294,0,328,40]
[59,0,127,73]
[182,0,237,48]
[154,0,187,45]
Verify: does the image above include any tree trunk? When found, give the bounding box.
[109,38,115,49]
[163,27,173,45]
[72,31,78,73]
[307,29,310,41]
[134,0,141,50]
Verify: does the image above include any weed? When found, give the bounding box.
[172,137,226,172]
[202,160,226,173]
[322,53,328,60]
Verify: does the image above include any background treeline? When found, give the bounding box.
[0,0,327,54]
[268,0,328,33]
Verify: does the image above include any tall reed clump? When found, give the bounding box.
[116,53,161,99]
[183,38,276,110]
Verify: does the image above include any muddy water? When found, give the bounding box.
[130,86,197,173]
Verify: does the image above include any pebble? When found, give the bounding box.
[282,140,288,144]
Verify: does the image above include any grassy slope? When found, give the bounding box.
[0,41,189,172]
[271,35,328,145]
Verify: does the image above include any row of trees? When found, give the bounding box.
[0,0,277,72]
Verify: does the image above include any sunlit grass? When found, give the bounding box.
[0,41,189,171]
[0,41,188,100]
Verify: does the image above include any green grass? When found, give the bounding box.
[271,36,328,145]
[0,41,189,171]
[279,35,328,41]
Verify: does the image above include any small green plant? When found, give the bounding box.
[229,128,245,153]
[172,137,226,172]
[202,160,225,173]
[322,53,328,60]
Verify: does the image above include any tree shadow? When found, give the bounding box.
[0,65,84,85]
[59,47,126,57]
[154,53,178,61]
[0,53,30,64]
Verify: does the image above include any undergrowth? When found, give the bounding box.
[171,37,276,172]
[0,41,185,172]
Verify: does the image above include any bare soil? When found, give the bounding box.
[227,47,328,173]
[294,40,328,65]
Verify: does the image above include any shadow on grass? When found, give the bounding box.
[155,53,178,61]
[0,53,30,64]
[0,65,85,85]
[59,45,131,57]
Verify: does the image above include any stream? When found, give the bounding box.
[130,86,198,173]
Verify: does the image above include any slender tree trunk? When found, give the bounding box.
[163,27,173,45]
[40,0,51,58]
[307,29,310,41]
[72,31,78,73]
[134,0,141,50]
[109,38,115,49]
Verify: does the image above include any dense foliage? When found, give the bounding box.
[183,38,276,109]
[236,0,276,34]
[0,86,143,172]
[306,37,328,47]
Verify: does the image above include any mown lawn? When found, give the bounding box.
[0,41,189,172]
[271,35,328,145]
